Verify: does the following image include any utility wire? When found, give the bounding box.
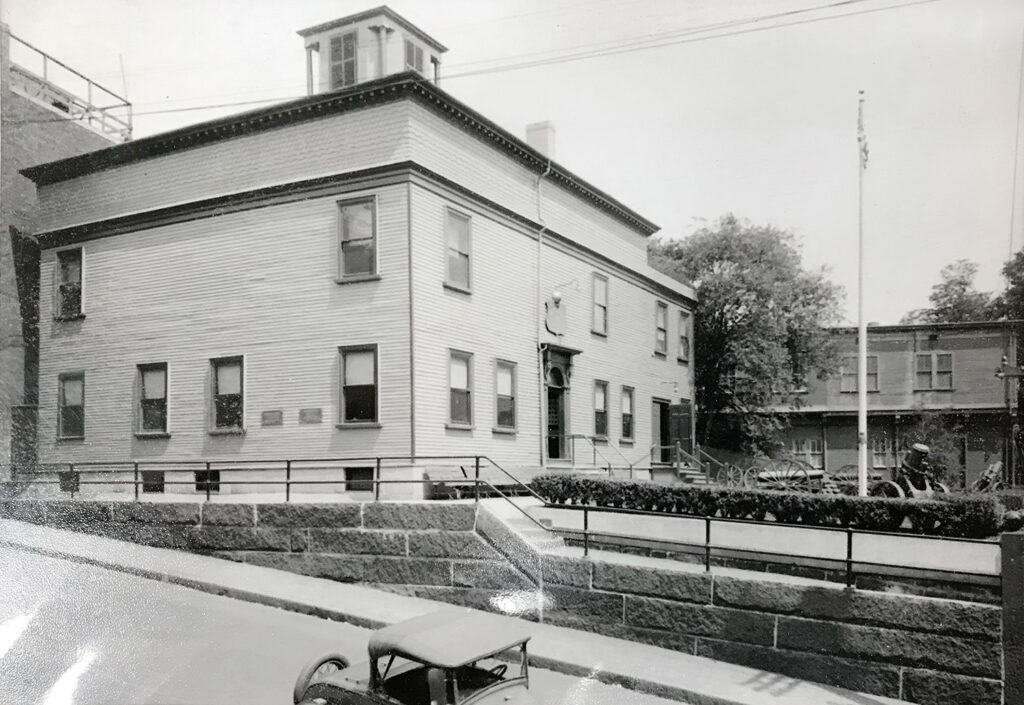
[2,0,940,127]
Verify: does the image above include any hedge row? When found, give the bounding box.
[528,473,1004,538]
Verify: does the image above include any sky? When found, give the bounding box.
[3,0,1024,325]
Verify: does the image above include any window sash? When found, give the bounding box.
[840,356,878,392]
[139,365,168,432]
[212,359,243,429]
[678,312,690,361]
[445,211,471,289]
[449,353,472,424]
[58,374,84,438]
[330,32,357,89]
[621,388,634,439]
[594,382,608,437]
[495,363,516,429]
[592,275,608,334]
[341,347,378,423]
[655,303,668,353]
[339,199,376,277]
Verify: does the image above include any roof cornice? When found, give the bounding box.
[21,73,658,236]
[829,320,1024,334]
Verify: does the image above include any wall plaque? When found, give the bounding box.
[299,408,323,424]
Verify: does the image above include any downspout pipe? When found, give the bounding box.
[536,159,552,471]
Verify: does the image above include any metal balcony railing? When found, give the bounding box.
[7,32,132,142]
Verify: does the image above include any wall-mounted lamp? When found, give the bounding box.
[550,279,580,307]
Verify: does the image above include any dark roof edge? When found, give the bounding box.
[21,73,658,236]
[829,320,1024,334]
[296,5,448,52]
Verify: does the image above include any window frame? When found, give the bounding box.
[593,380,609,440]
[57,371,85,440]
[620,386,635,442]
[338,344,380,427]
[329,30,358,90]
[444,208,472,293]
[654,301,668,356]
[136,362,169,437]
[591,273,609,337]
[839,355,879,393]
[404,39,424,72]
[915,352,954,391]
[54,246,85,320]
[448,350,474,428]
[210,356,245,434]
[336,196,379,282]
[493,359,517,433]
[678,311,691,363]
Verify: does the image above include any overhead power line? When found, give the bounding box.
[2,0,940,128]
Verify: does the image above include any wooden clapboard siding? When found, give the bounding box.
[406,102,651,273]
[37,185,411,464]
[409,182,541,465]
[34,102,415,232]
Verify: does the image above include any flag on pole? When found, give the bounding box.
[858,90,869,170]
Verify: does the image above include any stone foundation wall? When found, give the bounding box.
[0,499,530,593]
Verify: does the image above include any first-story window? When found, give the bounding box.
[340,345,378,423]
[211,356,243,431]
[55,247,83,319]
[621,386,634,440]
[138,363,168,434]
[58,372,85,438]
[655,302,668,355]
[872,435,891,468]
[449,351,473,425]
[495,360,516,430]
[338,197,376,278]
[594,380,608,438]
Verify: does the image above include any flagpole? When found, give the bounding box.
[857,90,869,497]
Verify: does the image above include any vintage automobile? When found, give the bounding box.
[294,610,543,705]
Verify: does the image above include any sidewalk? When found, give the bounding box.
[0,518,903,705]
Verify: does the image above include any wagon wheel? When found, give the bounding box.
[933,481,950,494]
[741,465,762,488]
[294,653,350,704]
[725,464,745,487]
[868,480,905,499]
[759,459,812,492]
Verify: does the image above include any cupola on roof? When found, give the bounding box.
[297,5,447,95]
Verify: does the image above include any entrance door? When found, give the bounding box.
[670,399,694,455]
[653,400,671,463]
[547,383,566,460]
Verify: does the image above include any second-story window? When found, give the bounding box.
[338,198,376,279]
[58,372,85,439]
[592,274,608,336]
[211,357,243,431]
[840,355,878,392]
[449,351,473,426]
[404,39,424,72]
[340,346,378,424]
[56,248,83,319]
[916,352,953,390]
[594,380,608,438]
[138,363,168,434]
[330,31,357,89]
[655,302,668,355]
[678,311,691,363]
[621,386,634,440]
[495,361,516,431]
[445,209,471,291]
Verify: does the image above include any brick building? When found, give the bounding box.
[17,8,695,494]
[0,24,130,477]
[774,320,1021,487]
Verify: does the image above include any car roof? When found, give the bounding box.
[368,610,532,668]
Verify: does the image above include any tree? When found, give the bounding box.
[649,215,844,453]
[901,259,994,324]
[989,251,1024,320]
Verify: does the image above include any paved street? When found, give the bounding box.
[0,548,676,705]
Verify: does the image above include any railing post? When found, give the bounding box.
[474,456,481,504]
[374,457,381,502]
[205,461,212,502]
[845,528,855,588]
[285,460,292,502]
[704,516,711,571]
[42,55,47,81]
[583,506,589,556]
[133,462,139,501]
[69,462,75,499]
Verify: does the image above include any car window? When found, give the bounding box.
[382,663,444,705]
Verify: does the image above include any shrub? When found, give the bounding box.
[527,473,1003,539]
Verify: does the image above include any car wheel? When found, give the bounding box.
[293,653,350,705]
